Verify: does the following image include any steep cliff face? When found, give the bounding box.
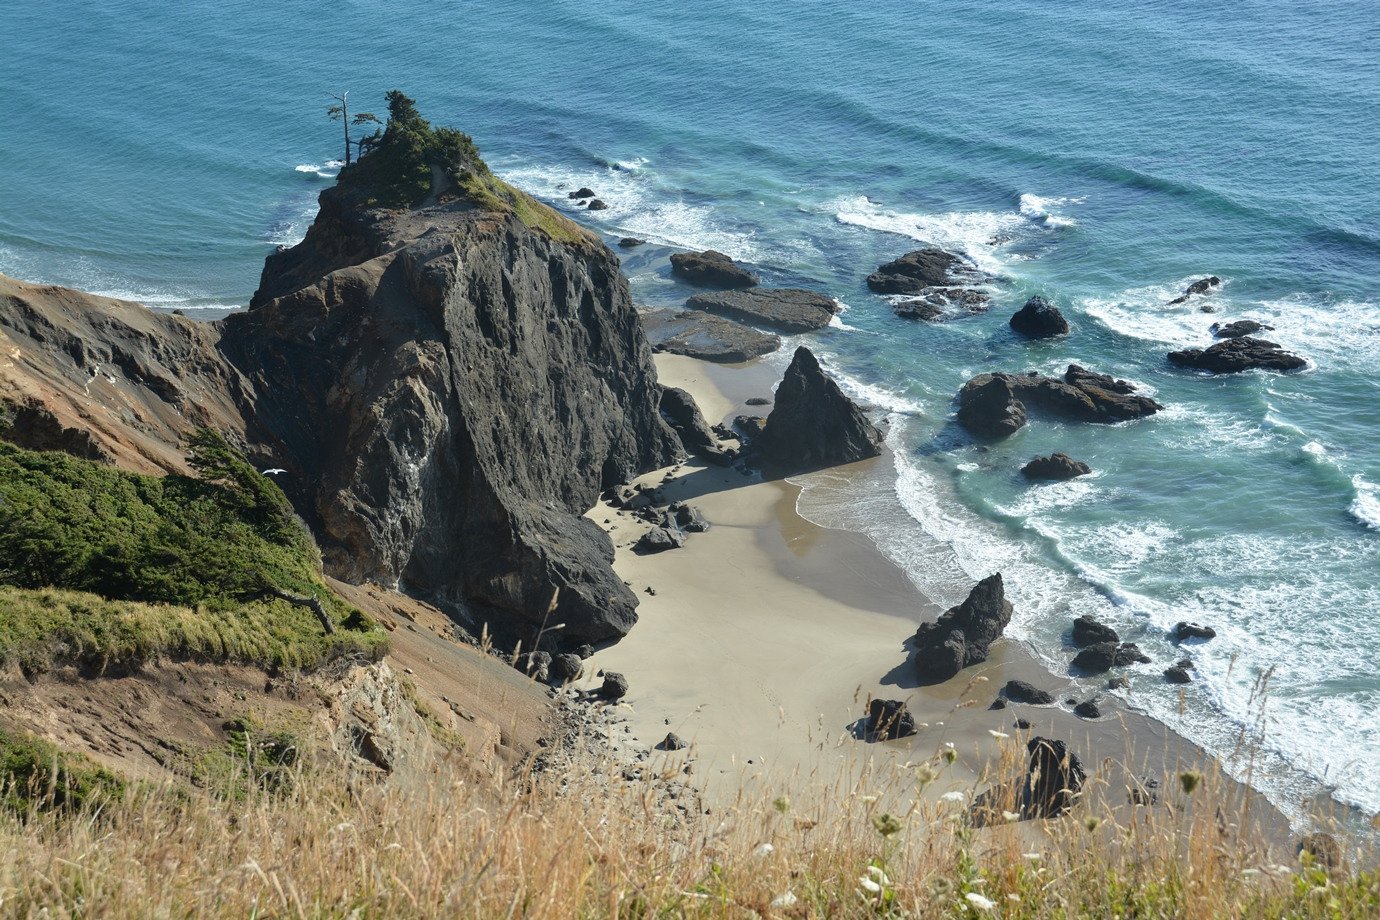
[222,188,679,644]
[2,182,678,648]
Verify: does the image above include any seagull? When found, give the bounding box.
[262,468,287,476]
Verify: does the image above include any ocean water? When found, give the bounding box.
[4,1,1378,819]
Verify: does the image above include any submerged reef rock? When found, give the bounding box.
[642,310,780,363]
[957,365,1161,438]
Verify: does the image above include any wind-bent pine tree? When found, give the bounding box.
[326,90,382,166]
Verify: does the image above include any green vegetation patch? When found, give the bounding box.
[0,728,125,813]
[336,90,595,247]
[0,432,387,672]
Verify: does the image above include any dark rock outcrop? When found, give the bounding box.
[568,187,596,199]
[1009,296,1069,338]
[660,731,687,750]
[2,145,682,651]
[753,347,882,473]
[587,199,608,211]
[892,288,991,321]
[956,376,1028,438]
[642,310,780,363]
[618,237,645,248]
[1071,641,1150,674]
[1168,276,1221,305]
[1168,336,1306,373]
[1071,615,1119,648]
[1074,699,1101,719]
[1164,664,1193,684]
[669,250,759,289]
[659,385,733,465]
[1173,622,1216,642]
[866,248,981,295]
[667,502,709,533]
[913,574,1013,684]
[685,288,838,334]
[865,699,918,740]
[1211,319,1272,339]
[1003,680,1054,705]
[1022,453,1092,481]
[957,366,1161,438]
[1022,737,1085,818]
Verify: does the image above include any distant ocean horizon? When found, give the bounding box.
[4,0,1378,820]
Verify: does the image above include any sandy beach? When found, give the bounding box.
[580,352,1298,846]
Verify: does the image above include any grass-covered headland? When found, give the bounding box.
[0,429,386,674]
[335,90,593,246]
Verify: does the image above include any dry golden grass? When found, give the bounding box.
[0,728,1375,919]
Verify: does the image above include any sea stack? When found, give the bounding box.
[913,574,1014,683]
[753,346,883,473]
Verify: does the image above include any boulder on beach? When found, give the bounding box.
[659,386,732,465]
[669,250,759,289]
[601,671,629,700]
[1211,319,1272,339]
[550,653,584,685]
[1022,737,1085,818]
[1071,615,1119,648]
[1168,336,1306,373]
[745,396,771,406]
[913,574,1014,684]
[1071,641,1150,674]
[643,310,781,363]
[518,650,552,681]
[685,288,838,334]
[1168,276,1222,305]
[1009,296,1070,338]
[956,365,1162,438]
[753,346,883,473]
[1173,621,1216,642]
[667,502,709,533]
[660,731,687,750]
[618,237,645,248]
[1022,453,1092,481]
[865,699,918,740]
[1074,699,1101,719]
[1003,680,1055,705]
[635,526,685,554]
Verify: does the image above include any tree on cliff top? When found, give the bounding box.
[333,90,488,208]
[325,91,381,167]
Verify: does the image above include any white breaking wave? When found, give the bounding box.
[1018,193,1084,229]
[830,195,1023,275]
[1350,475,1380,529]
[294,160,343,179]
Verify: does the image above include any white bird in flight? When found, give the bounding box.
[262,468,287,476]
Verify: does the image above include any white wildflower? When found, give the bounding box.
[1002,810,1021,822]
[858,877,882,894]
[770,892,798,909]
[987,729,1009,740]
[753,843,775,857]
[865,865,892,886]
[940,790,966,805]
[965,892,996,911]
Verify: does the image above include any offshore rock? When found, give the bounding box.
[685,288,837,334]
[1167,276,1221,306]
[669,250,759,289]
[1071,641,1150,674]
[1173,621,1216,642]
[913,574,1013,684]
[1071,615,1119,648]
[753,346,882,473]
[1168,336,1306,373]
[1022,453,1091,481]
[1212,319,1272,339]
[642,310,781,363]
[866,248,983,295]
[1009,296,1069,338]
[957,365,1161,438]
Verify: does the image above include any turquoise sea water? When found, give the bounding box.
[4,1,1378,818]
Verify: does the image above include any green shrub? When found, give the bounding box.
[0,729,124,813]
